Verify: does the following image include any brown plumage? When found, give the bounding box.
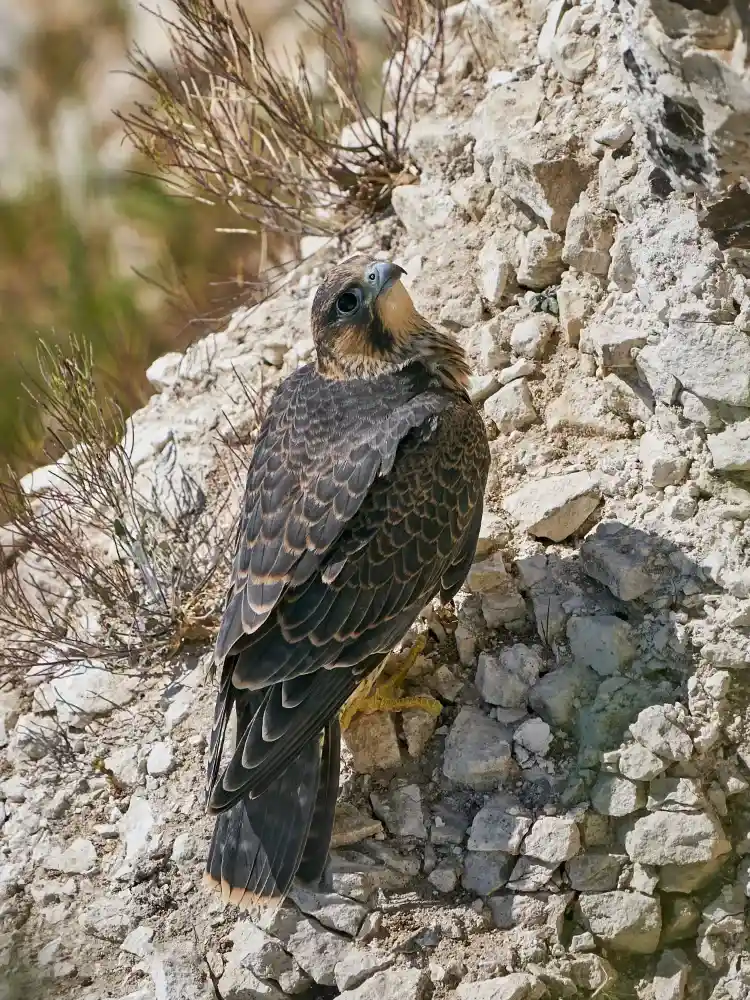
[204,255,489,910]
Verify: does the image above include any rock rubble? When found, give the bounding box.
[2,1,750,998]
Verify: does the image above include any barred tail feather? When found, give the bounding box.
[204,723,339,908]
[296,719,340,888]
[204,736,318,908]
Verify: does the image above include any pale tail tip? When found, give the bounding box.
[202,871,282,911]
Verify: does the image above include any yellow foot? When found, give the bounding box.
[340,635,443,730]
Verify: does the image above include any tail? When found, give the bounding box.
[204,719,340,908]
[296,717,340,887]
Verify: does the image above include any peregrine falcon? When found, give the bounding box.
[204,255,490,908]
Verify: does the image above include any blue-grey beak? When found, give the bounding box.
[366,261,406,301]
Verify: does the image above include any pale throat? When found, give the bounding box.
[375,285,472,388]
[375,281,423,346]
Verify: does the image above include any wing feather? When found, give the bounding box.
[214,367,450,663]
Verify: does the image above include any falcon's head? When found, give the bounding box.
[310,254,470,386]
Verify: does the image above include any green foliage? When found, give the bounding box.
[0,169,256,475]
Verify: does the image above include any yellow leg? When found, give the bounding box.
[340,635,443,730]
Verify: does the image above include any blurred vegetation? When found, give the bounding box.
[0,170,261,473]
[0,0,276,478]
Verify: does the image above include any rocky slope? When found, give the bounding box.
[1,2,750,999]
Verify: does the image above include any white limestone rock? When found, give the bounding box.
[562,192,615,276]
[591,774,646,817]
[707,418,750,473]
[654,320,750,407]
[503,472,600,542]
[579,890,661,954]
[517,229,564,290]
[629,705,693,762]
[443,707,515,790]
[566,614,635,676]
[484,379,539,433]
[467,792,532,854]
[624,811,731,866]
[639,431,689,488]
[475,645,544,709]
[522,816,581,865]
[510,314,557,360]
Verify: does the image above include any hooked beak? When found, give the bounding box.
[365,261,406,303]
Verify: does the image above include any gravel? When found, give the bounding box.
[4,5,750,997]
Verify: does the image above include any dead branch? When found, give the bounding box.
[119,0,445,241]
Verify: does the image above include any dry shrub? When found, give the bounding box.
[121,0,446,245]
[0,335,248,681]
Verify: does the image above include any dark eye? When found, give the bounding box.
[367,270,377,282]
[336,289,361,316]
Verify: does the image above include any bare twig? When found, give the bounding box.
[119,0,445,241]
[0,335,239,681]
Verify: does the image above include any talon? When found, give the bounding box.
[383,633,427,688]
[339,667,380,730]
[376,693,443,717]
[340,635,441,729]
